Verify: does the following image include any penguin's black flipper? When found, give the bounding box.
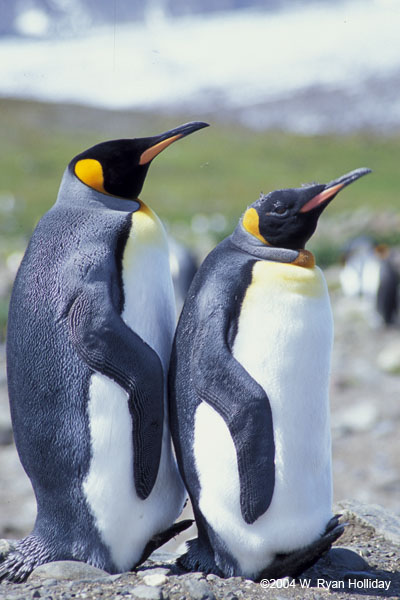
[258,515,345,581]
[138,519,194,565]
[191,305,275,525]
[69,285,164,500]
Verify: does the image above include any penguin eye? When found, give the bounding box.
[271,205,288,216]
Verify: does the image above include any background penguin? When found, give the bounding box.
[169,167,371,581]
[340,236,399,326]
[1,121,208,582]
[168,237,198,315]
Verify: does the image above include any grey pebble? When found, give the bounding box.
[0,427,13,446]
[336,500,400,545]
[184,578,216,600]
[331,402,378,434]
[0,538,17,558]
[328,547,369,571]
[28,560,110,581]
[143,573,168,587]
[190,572,207,580]
[129,584,163,600]
[40,578,58,586]
[137,567,171,578]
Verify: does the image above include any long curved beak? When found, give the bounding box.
[139,121,209,165]
[300,167,371,213]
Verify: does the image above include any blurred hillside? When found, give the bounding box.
[1,1,399,136]
[0,0,339,37]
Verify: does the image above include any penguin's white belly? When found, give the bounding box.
[194,260,334,578]
[83,207,185,571]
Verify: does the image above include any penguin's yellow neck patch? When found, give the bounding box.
[249,260,324,298]
[243,208,270,245]
[291,249,316,269]
[75,159,106,194]
[130,200,166,247]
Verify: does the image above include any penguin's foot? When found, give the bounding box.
[0,535,53,583]
[139,519,194,565]
[177,537,223,576]
[258,515,345,581]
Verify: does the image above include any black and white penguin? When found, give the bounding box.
[168,237,198,315]
[169,168,371,580]
[340,236,399,326]
[2,121,208,582]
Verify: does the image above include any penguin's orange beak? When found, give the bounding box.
[300,168,371,213]
[139,135,183,165]
[139,121,209,165]
[300,183,344,213]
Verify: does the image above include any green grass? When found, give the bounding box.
[0,97,400,338]
[1,98,399,242]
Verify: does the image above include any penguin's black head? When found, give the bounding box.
[69,121,209,199]
[242,168,371,250]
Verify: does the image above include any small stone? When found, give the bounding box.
[228,576,244,584]
[129,584,163,600]
[29,560,109,581]
[336,500,400,545]
[40,578,58,586]
[332,402,378,433]
[184,578,216,600]
[143,573,168,587]
[377,342,400,374]
[138,567,170,578]
[191,572,206,580]
[0,538,17,559]
[0,427,13,446]
[108,573,124,581]
[328,547,369,571]
[150,550,181,563]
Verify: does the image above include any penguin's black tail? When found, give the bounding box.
[258,514,345,581]
[138,519,194,565]
[0,535,53,583]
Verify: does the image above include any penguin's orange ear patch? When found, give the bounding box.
[243,208,270,245]
[75,159,106,194]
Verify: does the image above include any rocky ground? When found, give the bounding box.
[0,502,399,600]
[0,265,399,598]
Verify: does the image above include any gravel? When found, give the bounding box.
[1,508,399,600]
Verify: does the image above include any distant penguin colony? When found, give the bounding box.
[1,121,208,582]
[169,168,371,580]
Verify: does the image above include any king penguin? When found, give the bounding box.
[169,167,371,581]
[2,121,208,582]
